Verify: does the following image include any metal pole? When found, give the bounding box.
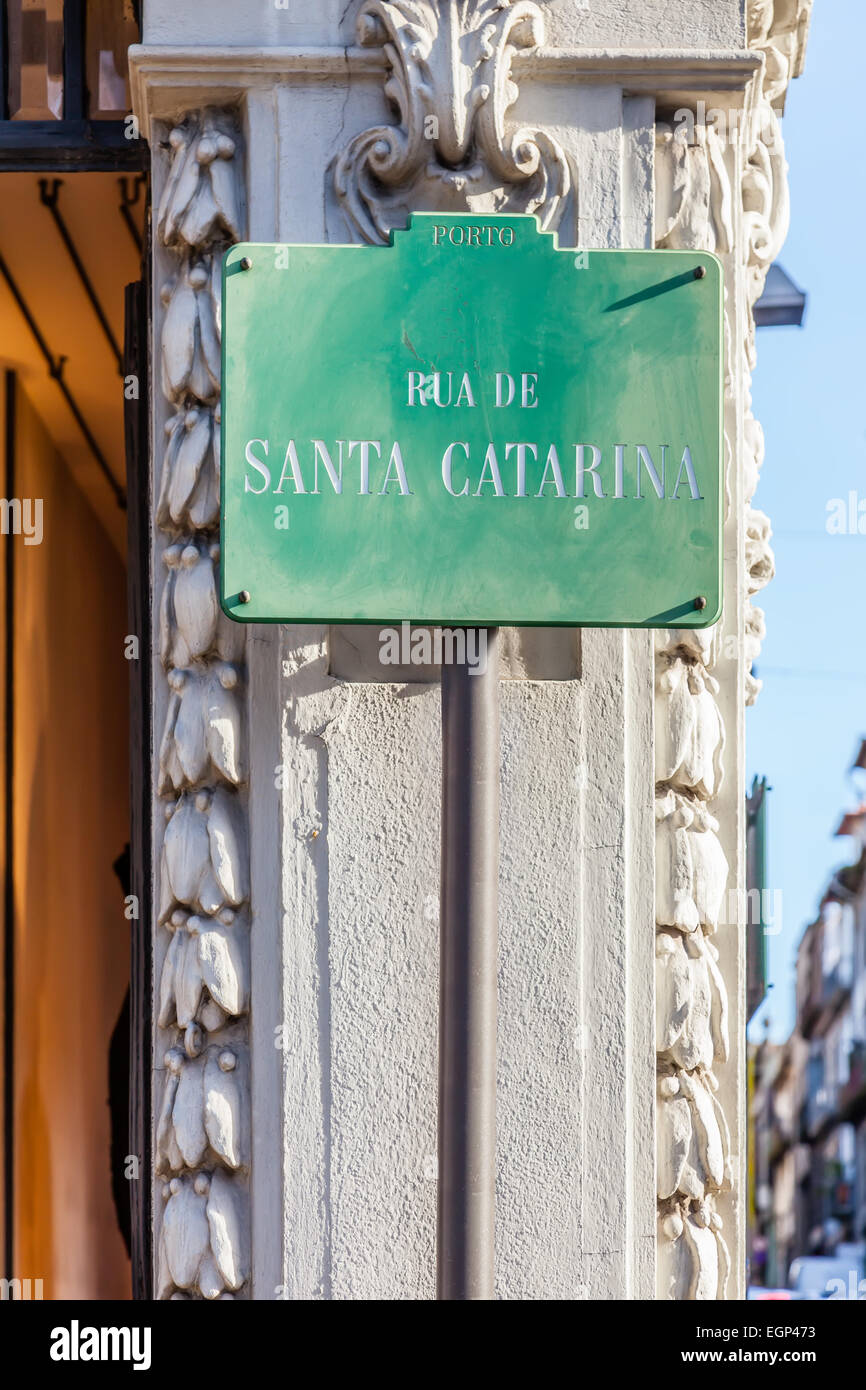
[437,626,499,1300]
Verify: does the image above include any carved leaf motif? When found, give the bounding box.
[743,106,789,306]
[658,1070,728,1207]
[158,409,215,532]
[173,673,209,786]
[655,794,701,933]
[193,261,222,394]
[155,1049,245,1178]
[182,173,219,253]
[175,923,204,1028]
[173,1056,209,1168]
[158,114,241,251]
[668,937,713,1072]
[161,541,223,669]
[197,1251,226,1302]
[161,796,211,919]
[690,674,725,799]
[204,1052,243,1169]
[681,1213,721,1300]
[195,915,249,1018]
[155,1062,182,1175]
[188,455,219,530]
[657,1087,692,1201]
[655,123,732,254]
[156,1221,174,1301]
[170,413,207,522]
[160,260,221,406]
[159,551,177,667]
[746,507,775,596]
[206,787,250,907]
[161,791,248,921]
[658,1197,730,1302]
[655,933,691,1054]
[160,266,199,401]
[206,667,244,784]
[162,1177,211,1290]
[156,102,247,1300]
[710,1084,733,1189]
[688,808,728,932]
[158,925,186,1028]
[207,1169,248,1291]
[158,126,200,247]
[658,932,729,1075]
[685,1074,725,1189]
[655,794,729,934]
[162,543,243,669]
[157,690,184,796]
[159,665,244,793]
[655,659,724,798]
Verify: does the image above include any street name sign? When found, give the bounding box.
[220,214,723,627]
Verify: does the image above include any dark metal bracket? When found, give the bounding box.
[119,174,146,254]
[0,247,126,509]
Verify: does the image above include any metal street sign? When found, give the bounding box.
[220,215,722,627]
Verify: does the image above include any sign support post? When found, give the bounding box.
[437,627,500,1301]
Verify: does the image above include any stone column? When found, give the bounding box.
[130,0,810,1300]
[653,0,812,1300]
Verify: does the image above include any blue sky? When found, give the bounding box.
[747,1,866,1041]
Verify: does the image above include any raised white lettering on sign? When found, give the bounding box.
[242,439,705,503]
[442,441,470,497]
[432,224,515,247]
[576,444,604,499]
[244,439,271,493]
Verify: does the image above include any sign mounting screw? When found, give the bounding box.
[693,265,707,279]
[694,595,707,610]
[238,589,251,604]
[240,256,252,271]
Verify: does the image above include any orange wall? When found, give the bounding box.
[11,382,130,1298]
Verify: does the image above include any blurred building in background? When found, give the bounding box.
[749,776,866,1289]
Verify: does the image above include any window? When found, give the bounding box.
[6,1,64,121]
[85,0,138,120]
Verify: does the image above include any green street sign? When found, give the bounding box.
[220,215,722,627]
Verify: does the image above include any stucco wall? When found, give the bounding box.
[143,0,745,50]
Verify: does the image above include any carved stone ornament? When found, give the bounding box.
[154,110,250,1299]
[333,0,571,244]
[653,115,735,1294]
[652,0,810,1297]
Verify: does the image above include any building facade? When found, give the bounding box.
[0,0,814,1300]
[752,801,866,1289]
